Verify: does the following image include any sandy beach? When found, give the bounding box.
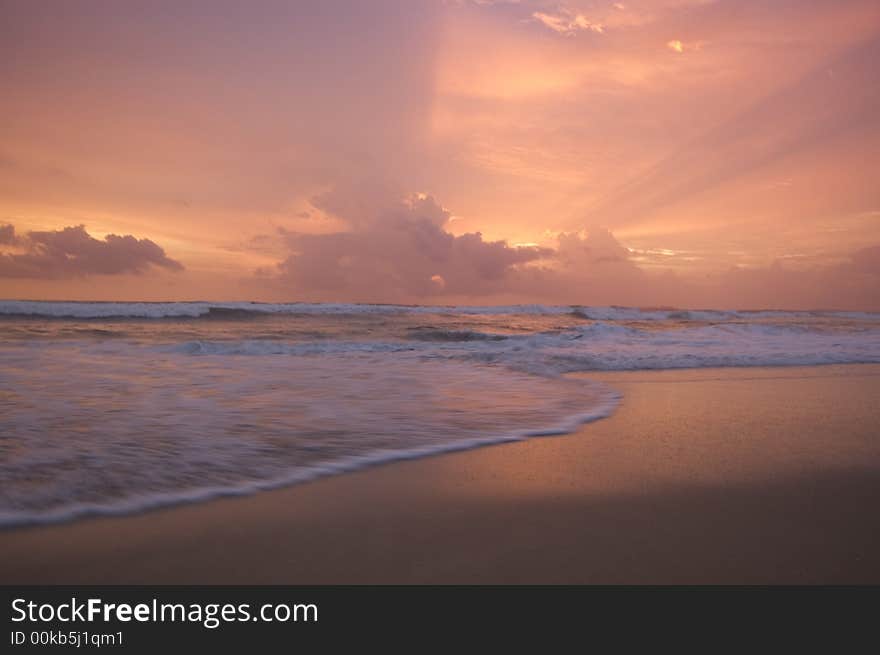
[2,364,879,584]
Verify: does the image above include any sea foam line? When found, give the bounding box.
[0,385,620,529]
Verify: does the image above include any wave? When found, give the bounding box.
[0,300,572,319]
[3,300,880,526]
[171,340,417,355]
[0,350,619,527]
[405,327,508,342]
[4,300,877,321]
[152,318,880,375]
[0,391,619,528]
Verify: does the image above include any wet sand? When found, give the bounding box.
[2,365,879,584]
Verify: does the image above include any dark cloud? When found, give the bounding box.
[0,223,17,245]
[513,227,659,307]
[270,192,549,301]
[0,224,183,279]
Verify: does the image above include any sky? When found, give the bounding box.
[1,0,879,309]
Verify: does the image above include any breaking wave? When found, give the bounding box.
[2,300,878,321]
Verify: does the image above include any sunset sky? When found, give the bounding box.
[1,0,879,309]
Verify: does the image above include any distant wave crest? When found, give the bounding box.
[3,300,878,321]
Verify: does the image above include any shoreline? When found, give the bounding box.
[2,364,879,583]
[0,380,620,530]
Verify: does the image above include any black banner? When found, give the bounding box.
[2,586,877,649]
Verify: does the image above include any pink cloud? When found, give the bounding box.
[264,190,549,302]
[253,187,880,310]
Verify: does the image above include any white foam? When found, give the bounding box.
[7,300,876,320]
[0,388,619,528]
[0,300,578,318]
[0,349,619,527]
[154,319,880,372]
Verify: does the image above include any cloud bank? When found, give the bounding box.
[0,224,183,279]
[257,189,880,310]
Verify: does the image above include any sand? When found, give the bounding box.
[2,364,879,584]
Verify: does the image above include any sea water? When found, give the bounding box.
[2,300,879,525]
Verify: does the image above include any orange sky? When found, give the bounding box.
[1,0,879,308]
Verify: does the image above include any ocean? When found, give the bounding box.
[2,300,879,526]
